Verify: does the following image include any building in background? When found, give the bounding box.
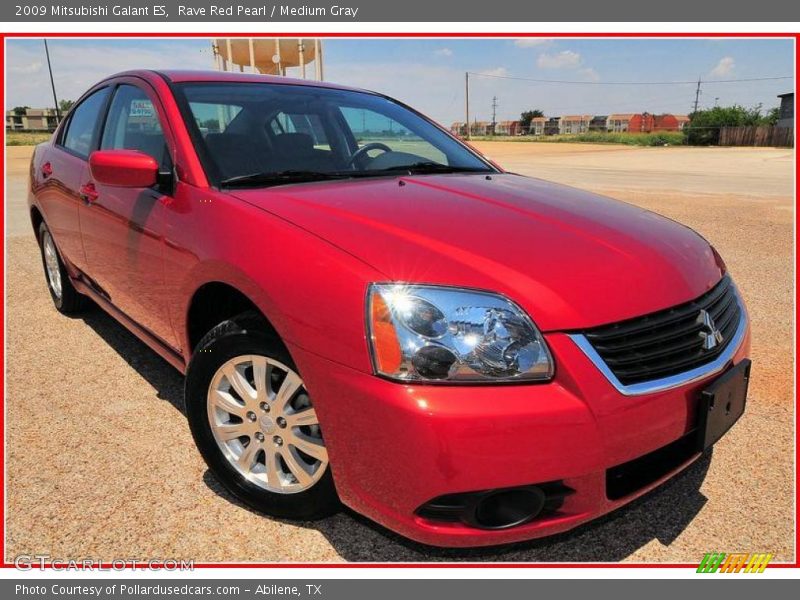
[544,117,561,136]
[212,38,323,79]
[589,115,608,132]
[5,107,58,131]
[528,116,547,135]
[470,121,491,136]
[634,113,656,133]
[607,113,634,132]
[559,115,592,134]
[450,112,692,137]
[450,122,468,137]
[652,114,690,131]
[777,92,794,129]
[495,120,520,135]
[674,115,691,131]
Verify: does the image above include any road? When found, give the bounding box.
[4,143,795,563]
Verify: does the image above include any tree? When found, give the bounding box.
[12,106,30,116]
[519,109,545,132]
[59,99,74,114]
[763,106,781,126]
[684,104,767,145]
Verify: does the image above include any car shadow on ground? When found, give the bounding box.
[201,452,711,562]
[78,304,186,416]
[78,303,712,563]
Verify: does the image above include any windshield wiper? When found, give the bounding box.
[220,170,350,187]
[380,162,490,175]
[220,163,491,188]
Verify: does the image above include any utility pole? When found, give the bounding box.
[464,72,470,140]
[491,96,498,136]
[692,76,702,114]
[43,40,61,124]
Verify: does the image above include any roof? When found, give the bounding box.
[100,69,369,94]
[673,115,691,122]
[561,115,593,121]
[530,116,548,122]
[608,113,636,120]
[778,92,794,98]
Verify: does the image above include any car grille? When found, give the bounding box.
[582,276,741,386]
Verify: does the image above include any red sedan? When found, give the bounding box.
[28,70,751,548]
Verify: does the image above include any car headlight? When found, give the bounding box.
[367,283,554,383]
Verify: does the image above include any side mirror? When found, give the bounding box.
[89,150,159,188]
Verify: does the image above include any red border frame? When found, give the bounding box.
[1,30,797,571]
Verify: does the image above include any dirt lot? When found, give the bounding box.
[4,143,795,563]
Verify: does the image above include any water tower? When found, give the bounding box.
[212,38,324,80]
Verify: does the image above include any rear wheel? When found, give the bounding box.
[38,222,88,314]
[185,312,339,519]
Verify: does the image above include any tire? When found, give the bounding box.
[38,221,88,314]
[185,311,339,520]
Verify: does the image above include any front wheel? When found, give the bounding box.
[185,312,339,520]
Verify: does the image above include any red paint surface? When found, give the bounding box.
[89,149,158,188]
[23,66,758,551]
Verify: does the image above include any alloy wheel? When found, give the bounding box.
[42,231,62,299]
[207,355,328,494]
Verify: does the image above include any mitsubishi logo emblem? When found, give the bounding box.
[698,309,724,351]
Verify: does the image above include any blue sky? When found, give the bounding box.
[6,38,794,125]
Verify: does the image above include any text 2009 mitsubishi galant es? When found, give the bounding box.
[29,70,751,547]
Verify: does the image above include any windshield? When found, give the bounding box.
[176,82,494,187]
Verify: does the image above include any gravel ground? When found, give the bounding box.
[4,143,795,563]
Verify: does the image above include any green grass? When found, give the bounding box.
[472,132,686,147]
[5,131,53,146]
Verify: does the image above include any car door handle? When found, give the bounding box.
[79,182,99,204]
[41,162,52,178]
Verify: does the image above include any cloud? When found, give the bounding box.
[9,61,43,75]
[478,67,509,77]
[6,40,211,109]
[710,56,735,77]
[435,47,453,57]
[514,38,552,48]
[537,50,582,70]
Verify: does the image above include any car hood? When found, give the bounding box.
[231,173,723,331]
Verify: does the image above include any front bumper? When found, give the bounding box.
[291,324,751,548]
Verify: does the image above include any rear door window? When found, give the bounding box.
[60,87,111,159]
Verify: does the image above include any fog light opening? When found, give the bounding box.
[472,487,546,529]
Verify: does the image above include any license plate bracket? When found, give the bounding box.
[696,359,750,452]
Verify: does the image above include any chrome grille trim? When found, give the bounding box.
[569,293,748,396]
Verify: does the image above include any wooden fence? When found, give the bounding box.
[719,125,794,147]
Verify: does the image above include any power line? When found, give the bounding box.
[466,72,793,86]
